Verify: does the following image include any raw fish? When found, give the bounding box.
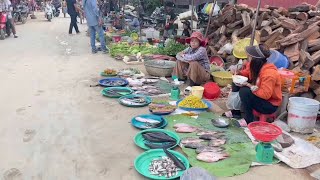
[208,139,226,147]
[184,142,205,149]
[175,126,198,133]
[181,137,204,144]
[135,117,160,124]
[143,132,176,142]
[173,123,191,128]
[163,149,186,170]
[196,130,219,136]
[195,146,224,154]
[144,141,176,149]
[196,152,229,163]
[199,134,218,140]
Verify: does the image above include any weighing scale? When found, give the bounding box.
[248,122,282,164]
[170,77,183,101]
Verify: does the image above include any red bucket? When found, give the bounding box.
[203,82,221,100]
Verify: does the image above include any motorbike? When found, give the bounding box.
[0,12,11,40]
[13,3,29,24]
[45,4,53,21]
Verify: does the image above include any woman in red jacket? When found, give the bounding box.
[224,45,282,125]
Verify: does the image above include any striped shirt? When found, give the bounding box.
[182,46,210,71]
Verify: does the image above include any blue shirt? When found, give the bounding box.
[83,0,99,26]
[66,0,76,15]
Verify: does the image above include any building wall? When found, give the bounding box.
[238,0,318,8]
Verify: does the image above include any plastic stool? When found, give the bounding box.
[253,110,276,122]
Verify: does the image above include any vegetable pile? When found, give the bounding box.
[178,95,207,109]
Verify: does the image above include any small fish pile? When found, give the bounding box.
[135,117,161,128]
[178,95,207,109]
[174,123,198,133]
[132,86,163,96]
[102,79,126,86]
[104,89,131,96]
[120,97,147,106]
[142,132,177,149]
[103,68,117,75]
[179,129,229,163]
[149,156,181,178]
[149,103,176,114]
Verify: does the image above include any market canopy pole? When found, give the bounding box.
[250,0,262,46]
[191,0,194,32]
[205,0,217,37]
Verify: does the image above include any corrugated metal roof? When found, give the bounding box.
[238,0,318,8]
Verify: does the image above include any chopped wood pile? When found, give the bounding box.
[206,3,320,99]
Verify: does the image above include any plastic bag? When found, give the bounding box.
[226,92,241,110]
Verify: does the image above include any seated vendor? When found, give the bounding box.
[172,31,210,86]
[224,45,282,125]
[129,11,140,32]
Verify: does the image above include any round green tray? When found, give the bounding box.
[134,149,190,180]
[100,72,118,77]
[101,87,133,98]
[118,94,152,107]
[134,129,180,150]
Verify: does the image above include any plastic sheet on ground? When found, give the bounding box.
[244,129,320,169]
[164,113,256,177]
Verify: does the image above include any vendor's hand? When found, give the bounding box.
[98,19,103,26]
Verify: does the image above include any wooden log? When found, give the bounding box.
[236,11,242,20]
[231,30,239,44]
[284,43,300,62]
[208,27,221,39]
[308,39,320,47]
[227,20,243,29]
[271,10,282,18]
[238,24,252,37]
[241,11,251,26]
[280,18,299,30]
[288,5,310,12]
[214,35,227,49]
[257,12,269,29]
[312,65,320,81]
[291,25,305,34]
[271,23,281,30]
[220,25,227,35]
[307,32,320,42]
[311,50,320,65]
[309,11,320,17]
[282,28,292,37]
[261,20,272,27]
[278,7,289,16]
[308,44,320,53]
[300,39,309,52]
[265,28,283,48]
[296,12,308,21]
[299,50,314,70]
[278,24,320,46]
[310,81,320,95]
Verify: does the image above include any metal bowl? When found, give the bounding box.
[211,117,230,128]
[144,60,176,77]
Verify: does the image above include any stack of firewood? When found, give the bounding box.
[207,3,320,100]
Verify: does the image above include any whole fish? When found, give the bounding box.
[142,134,165,142]
[163,149,186,170]
[173,123,192,129]
[196,130,219,136]
[184,142,205,149]
[145,141,176,149]
[175,126,198,133]
[143,132,176,142]
[181,137,204,144]
[135,117,160,125]
[199,134,218,140]
[195,146,224,154]
[209,139,226,147]
[196,152,229,163]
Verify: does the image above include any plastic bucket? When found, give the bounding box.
[287,97,320,134]
[112,35,121,43]
[191,86,204,99]
[268,50,289,69]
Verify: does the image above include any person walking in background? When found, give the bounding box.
[66,0,80,34]
[83,0,106,54]
[62,0,67,17]
[0,0,18,38]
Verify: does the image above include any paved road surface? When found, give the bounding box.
[0,14,313,180]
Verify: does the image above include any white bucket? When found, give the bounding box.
[287,97,320,134]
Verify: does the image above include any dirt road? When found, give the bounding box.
[0,14,313,180]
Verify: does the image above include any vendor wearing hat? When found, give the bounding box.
[224,44,282,125]
[181,21,191,37]
[172,31,210,86]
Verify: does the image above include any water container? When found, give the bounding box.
[268,50,289,69]
[287,97,320,134]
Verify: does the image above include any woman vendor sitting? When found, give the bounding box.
[225,44,282,125]
[172,31,210,86]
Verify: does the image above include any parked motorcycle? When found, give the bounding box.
[45,3,53,21]
[0,12,11,40]
[53,5,60,17]
[13,3,29,24]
